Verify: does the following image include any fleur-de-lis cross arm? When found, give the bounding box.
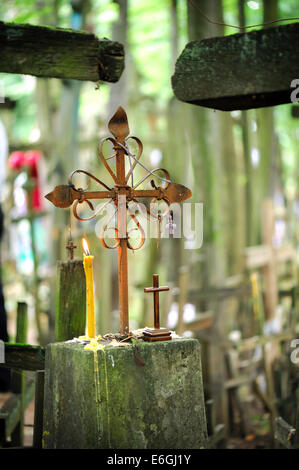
[45,106,192,335]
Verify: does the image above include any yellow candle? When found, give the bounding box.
[82,238,95,339]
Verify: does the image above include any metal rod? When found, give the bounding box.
[153,274,160,329]
[116,134,129,335]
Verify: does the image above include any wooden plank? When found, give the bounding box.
[245,245,271,269]
[172,23,299,111]
[184,312,213,332]
[245,243,295,269]
[275,243,295,263]
[0,344,45,371]
[189,285,251,300]
[0,21,124,82]
[55,260,86,342]
[233,331,293,353]
[225,374,254,390]
[253,378,276,415]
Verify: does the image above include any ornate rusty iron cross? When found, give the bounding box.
[45,106,191,335]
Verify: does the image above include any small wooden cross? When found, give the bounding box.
[143,274,172,342]
[66,239,77,260]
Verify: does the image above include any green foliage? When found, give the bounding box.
[0,0,299,205]
[0,73,37,141]
[128,0,172,103]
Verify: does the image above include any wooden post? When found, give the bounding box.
[250,270,278,444]
[11,302,28,447]
[261,199,278,321]
[25,173,44,345]
[43,339,208,449]
[33,371,44,449]
[177,267,189,335]
[275,389,299,449]
[225,350,250,437]
[55,260,86,342]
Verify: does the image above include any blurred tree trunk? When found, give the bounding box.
[108,0,128,116]
[238,0,253,247]
[187,0,229,430]
[35,1,89,341]
[186,0,247,429]
[187,0,228,285]
[254,0,279,243]
[164,0,191,287]
[215,4,246,276]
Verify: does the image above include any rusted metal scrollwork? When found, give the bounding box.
[45,106,192,335]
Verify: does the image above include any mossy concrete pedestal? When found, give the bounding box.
[43,338,207,449]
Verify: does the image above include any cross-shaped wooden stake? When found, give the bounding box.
[143,274,171,342]
[45,106,191,336]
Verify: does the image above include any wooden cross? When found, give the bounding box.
[66,239,77,260]
[143,274,171,342]
[45,106,192,335]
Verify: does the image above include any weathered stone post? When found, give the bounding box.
[43,338,207,449]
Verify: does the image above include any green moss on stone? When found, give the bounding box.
[43,338,207,449]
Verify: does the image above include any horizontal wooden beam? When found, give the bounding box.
[0,344,45,371]
[245,245,271,269]
[183,312,213,332]
[190,285,251,300]
[172,23,299,111]
[0,97,16,110]
[245,242,295,269]
[292,105,299,118]
[0,21,124,82]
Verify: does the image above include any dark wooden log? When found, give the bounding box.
[0,21,124,82]
[172,23,299,111]
[55,260,86,342]
[292,105,299,118]
[0,97,16,110]
[0,344,45,371]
